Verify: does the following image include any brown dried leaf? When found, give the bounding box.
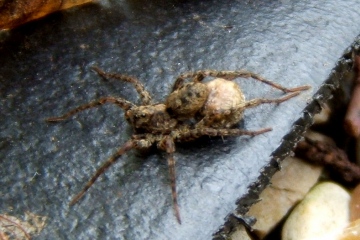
[0,0,94,30]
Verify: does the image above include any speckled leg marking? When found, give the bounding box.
[68,133,182,224]
[173,69,310,93]
[244,91,302,109]
[173,126,272,142]
[92,66,152,105]
[157,126,272,224]
[158,136,181,224]
[45,97,134,122]
[69,140,136,205]
[69,134,161,205]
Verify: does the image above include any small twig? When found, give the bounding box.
[0,215,31,240]
[295,137,360,183]
[29,172,40,182]
[344,55,360,137]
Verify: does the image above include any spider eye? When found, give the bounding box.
[134,113,147,119]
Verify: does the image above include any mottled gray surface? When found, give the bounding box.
[1,0,360,239]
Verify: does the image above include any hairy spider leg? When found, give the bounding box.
[156,127,272,224]
[172,71,207,90]
[173,126,272,142]
[45,97,134,122]
[173,70,311,93]
[158,135,181,224]
[195,92,302,128]
[164,126,272,222]
[92,66,152,105]
[243,91,302,109]
[69,139,141,205]
[69,133,183,224]
[156,127,273,225]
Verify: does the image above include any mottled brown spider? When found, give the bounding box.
[46,67,310,224]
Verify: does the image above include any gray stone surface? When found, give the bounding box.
[0,0,360,239]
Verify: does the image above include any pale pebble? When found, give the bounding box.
[245,156,322,239]
[282,182,350,240]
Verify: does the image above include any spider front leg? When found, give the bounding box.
[45,97,134,122]
[92,66,152,105]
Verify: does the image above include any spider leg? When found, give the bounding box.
[202,70,311,93]
[172,71,207,91]
[45,97,135,122]
[173,126,272,142]
[173,70,311,93]
[92,66,152,105]
[158,135,181,224]
[243,91,302,109]
[69,139,136,205]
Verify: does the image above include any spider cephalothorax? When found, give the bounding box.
[46,66,310,223]
[125,104,178,133]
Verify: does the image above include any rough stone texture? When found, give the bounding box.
[245,156,323,239]
[282,182,350,240]
[1,0,360,239]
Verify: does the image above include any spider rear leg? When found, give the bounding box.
[46,97,134,122]
[174,127,272,142]
[194,127,272,138]
[203,70,311,93]
[92,66,152,105]
[173,70,311,93]
[69,139,137,205]
[158,135,181,224]
[243,91,302,109]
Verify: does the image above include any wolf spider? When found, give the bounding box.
[46,67,310,224]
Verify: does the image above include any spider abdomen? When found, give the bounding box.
[198,78,246,128]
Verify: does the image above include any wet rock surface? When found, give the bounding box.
[1,1,360,239]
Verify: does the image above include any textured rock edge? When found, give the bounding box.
[212,35,360,239]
